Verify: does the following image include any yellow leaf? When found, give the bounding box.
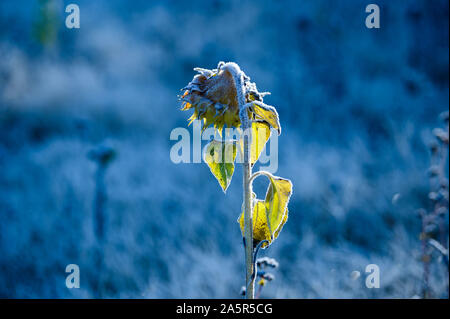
[238,175,292,248]
[264,176,292,238]
[251,102,281,134]
[239,121,271,166]
[273,208,288,239]
[204,140,237,192]
[238,200,289,248]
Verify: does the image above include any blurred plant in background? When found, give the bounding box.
[87,144,116,297]
[418,111,449,298]
[240,256,279,299]
[255,257,278,299]
[33,0,59,48]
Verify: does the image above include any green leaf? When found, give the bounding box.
[239,121,271,166]
[204,140,237,192]
[238,174,292,248]
[264,176,292,238]
[251,102,281,135]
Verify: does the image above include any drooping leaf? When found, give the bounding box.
[238,201,268,245]
[239,121,271,166]
[251,102,281,134]
[238,174,292,248]
[204,140,237,192]
[273,208,288,239]
[250,122,271,165]
[238,201,289,248]
[264,176,292,239]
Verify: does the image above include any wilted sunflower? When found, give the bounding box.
[179,62,280,136]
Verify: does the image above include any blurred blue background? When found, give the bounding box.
[0,0,448,298]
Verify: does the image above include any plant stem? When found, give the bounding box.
[227,63,255,299]
[94,162,107,298]
[242,121,254,299]
[421,216,430,299]
[241,111,254,299]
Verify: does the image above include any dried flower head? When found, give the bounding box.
[179,62,278,135]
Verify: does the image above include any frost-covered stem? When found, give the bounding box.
[250,171,274,184]
[225,62,255,299]
[241,111,254,299]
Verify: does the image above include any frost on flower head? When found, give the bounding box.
[179,61,277,135]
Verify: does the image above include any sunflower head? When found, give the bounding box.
[179,62,271,135]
